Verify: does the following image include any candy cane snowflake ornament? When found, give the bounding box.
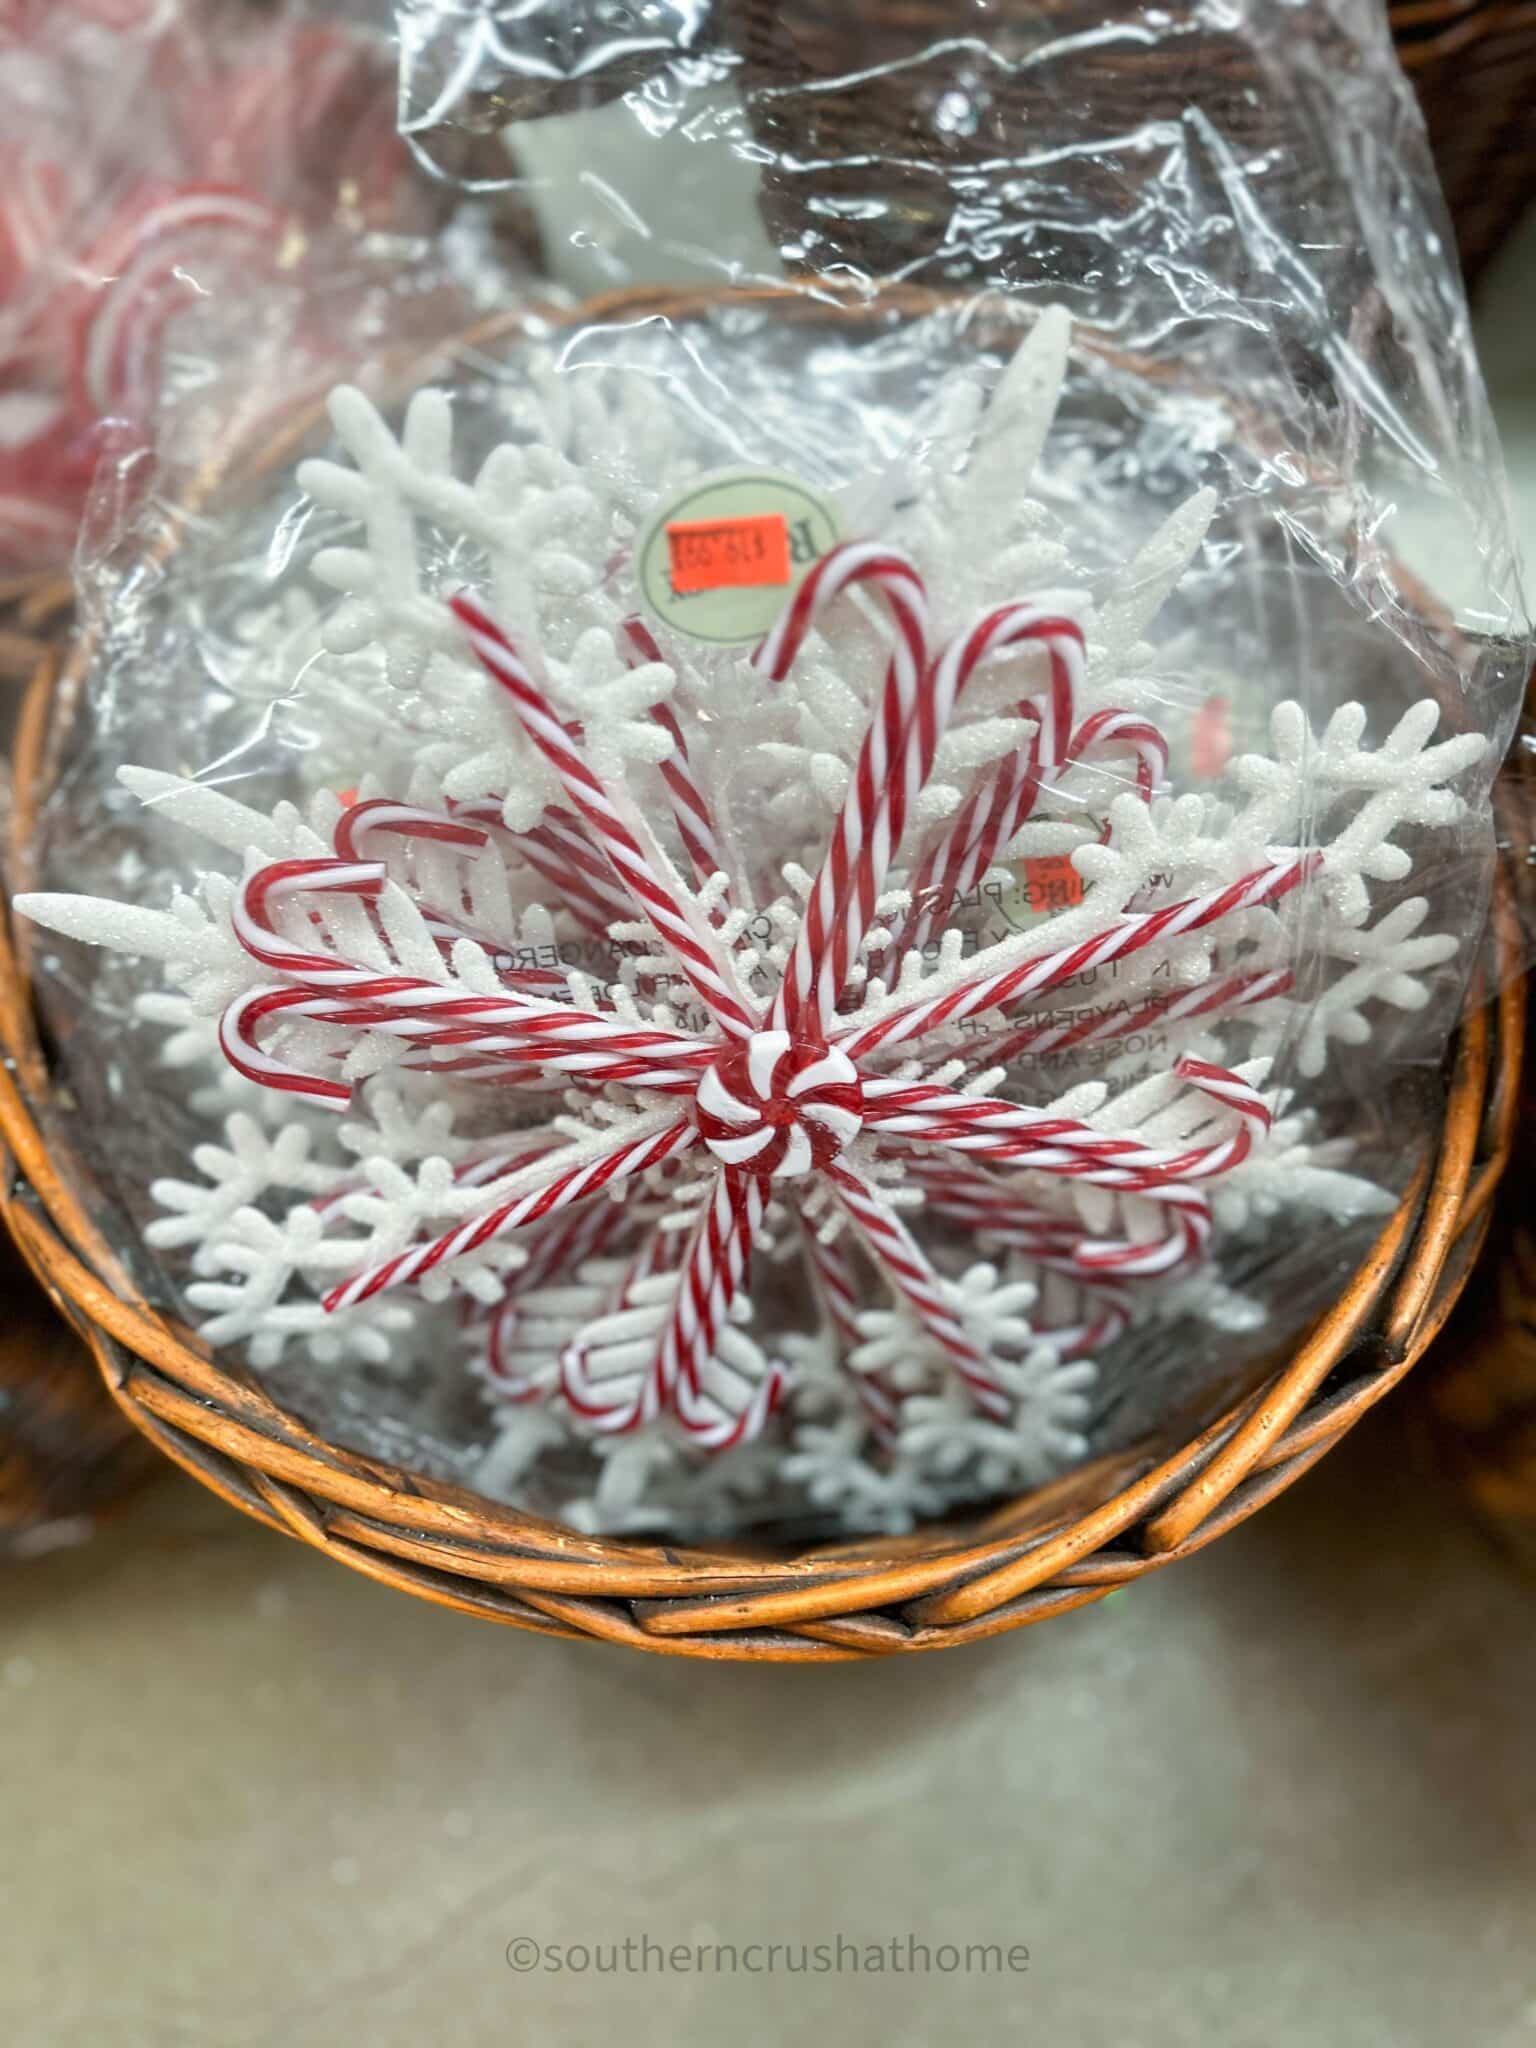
[159,552,1428,1454]
[16,308,1494,1535]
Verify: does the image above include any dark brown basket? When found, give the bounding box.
[718,1,1536,285]
[1391,0,1536,281]
[0,279,1526,1653]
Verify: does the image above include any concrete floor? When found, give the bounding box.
[2,1399,1534,2048]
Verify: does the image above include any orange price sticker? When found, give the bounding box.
[667,513,792,595]
[1021,853,1085,915]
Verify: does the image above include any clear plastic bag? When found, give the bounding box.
[0,0,482,573]
[10,0,1530,1539]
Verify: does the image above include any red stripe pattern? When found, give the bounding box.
[203,565,1324,1452]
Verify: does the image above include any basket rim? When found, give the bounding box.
[1,282,1525,1652]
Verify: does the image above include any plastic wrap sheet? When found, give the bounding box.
[10,0,1530,1538]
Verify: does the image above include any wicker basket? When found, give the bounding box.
[0,764,1520,1649]
[0,281,1527,1655]
[1391,0,1536,282]
[718,0,1536,286]
[0,574,71,691]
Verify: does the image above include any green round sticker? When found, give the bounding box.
[637,467,842,647]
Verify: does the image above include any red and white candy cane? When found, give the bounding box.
[897,700,1167,963]
[908,1153,1214,1282]
[890,604,1086,956]
[822,1160,1011,1420]
[1069,708,1169,803]
[230,855,387,980]
[332,798,488,865]
[558,1226,688,1433]
[898,726,1044,961]
[447,797,635,941]
[664,1171,789,1449]
[564,1164,783,1447]
[332,798,583,991]
[860,1057,1272,1187]
[837,855,1321,1062]
[672,1343,789,1452]
[1075,1183,1213,1277]
[755,543,931,1035]
[623,618,732,903]
[915,1158,1214,1281]
[801,1221,900,1439]
[71,186,280,420]
[527,810,636,930]
[1032,1292,1129,1360]
[905,1167,1133,1356]
[970,966,1293,1076]
[220,980,716,1109]
[484,1195,632,1404]
[324,1115,700,1313]
[225,857,715,1101]
[453,593,759,1040]
[226,880,705,1095]
[650,1169,767,1407]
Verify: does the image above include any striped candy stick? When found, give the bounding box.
[895,684,1169,968]
[860,1057,1271,1186]
[622,618,732,904]
[331,799,574,990]
[1074,1185,1213,1277]
[800,1221,900,1440]
[754,543,932,1035]
[529,808,636,923]
[452,593,759,1041]
[323,1114,701,1312]
[663,1167,788,1450]
[484,1195,632,1404]
[887,604,1086,959]
[231,855,388,979]
[332,798,489,865]
[903,1163,1137,1348]
[221,977,717,1108]
[444,796,635,943]
[968,966,1294,1076]
[672,1345,789,1452]
[647,1167,768,1415]
[822,1160,1012,1420]
[911,1155,1214,1282]
[1068,708,1169,802]
[227,850,718,1093]
[836,854,1321,1062]
[897,726,1044,963]
[558,1226,689,1433]
[934,702,1167,922]
[1032,1296,1129,1360]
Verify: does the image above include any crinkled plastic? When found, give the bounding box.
[9,0,1531,1539]
[0,0,520,573]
